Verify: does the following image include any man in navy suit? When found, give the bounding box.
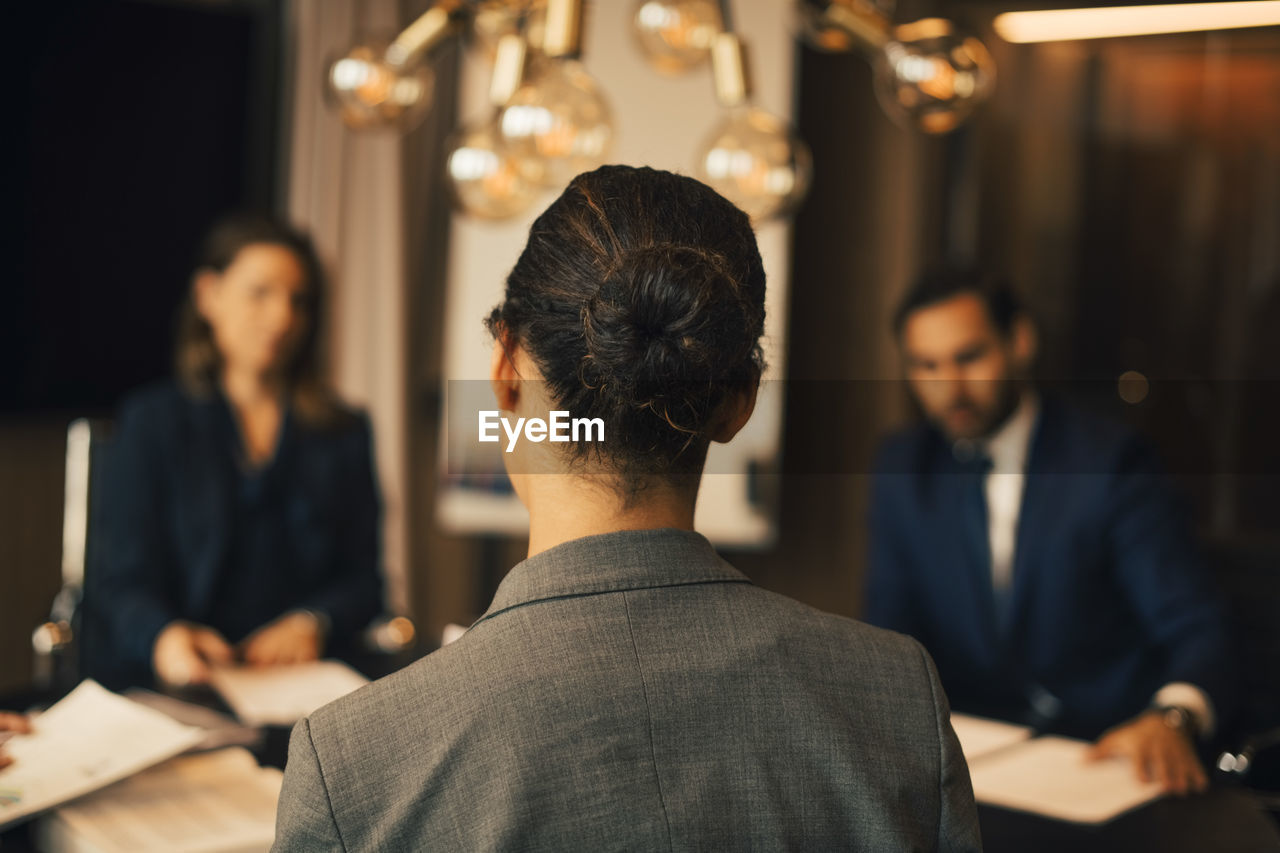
[865,267,1233,795]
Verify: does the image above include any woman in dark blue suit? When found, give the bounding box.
[88,215,384,689]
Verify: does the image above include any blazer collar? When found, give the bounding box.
[476,528,751,625]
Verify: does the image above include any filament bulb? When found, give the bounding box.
[695,105,812,223]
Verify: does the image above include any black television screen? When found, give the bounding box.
[4,0,281,415]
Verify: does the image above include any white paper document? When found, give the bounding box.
[37,747,283,853]
[950,712,1033,761]
[968,734,1165,823]
[0,680,205,830]
[210,660,369,726]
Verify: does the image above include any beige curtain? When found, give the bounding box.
[284,0,410,615]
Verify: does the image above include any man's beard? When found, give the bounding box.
[935,380,1022,442]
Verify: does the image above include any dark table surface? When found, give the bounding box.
[979,786,1280,852]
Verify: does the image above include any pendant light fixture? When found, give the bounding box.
[496,0,616,189]
[695,1,813,222]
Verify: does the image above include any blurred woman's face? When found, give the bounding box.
[196,243,310,380]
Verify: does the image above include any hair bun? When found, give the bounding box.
[581,243,761,432]
[489,166,766,481]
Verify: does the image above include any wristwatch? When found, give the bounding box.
[1153,704,1199,740]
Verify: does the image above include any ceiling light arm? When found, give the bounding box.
[544,0,585,60]
[717,0,736,34]
[385,0,466,68]
[489,33,527,107]
[711,0,749,108]
[814,0,891,54]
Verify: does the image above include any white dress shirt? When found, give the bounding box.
[979,393,1038,595]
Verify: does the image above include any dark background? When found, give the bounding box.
[1,0,283,691]
[3,0,281,415]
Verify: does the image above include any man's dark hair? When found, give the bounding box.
[892,266,1022,337]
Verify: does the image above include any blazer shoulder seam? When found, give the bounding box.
[621,590,676,852]
[918,642,950,852]
[306,717,351,852]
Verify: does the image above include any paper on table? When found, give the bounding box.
[0,680,205,830]
[36,747,282,853]
[125,689,264,753]
[968,734,1165,823]
[950,712,1033,761]
[210,660,369,726]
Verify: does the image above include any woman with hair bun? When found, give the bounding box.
[274,167,979,852]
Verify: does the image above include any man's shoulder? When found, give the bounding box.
[1035,395,1153,473]
[871,421,938,476]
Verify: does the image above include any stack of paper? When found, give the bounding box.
[966,735,1165,823]
[952,713,1167,823]
[210,660,369,726]
[0,680,205,830]
[37,747,283,853]
[950,713,1032,760]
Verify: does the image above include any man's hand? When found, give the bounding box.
[153,621,234,686]
[239,611,323,667]
[1086,710,1208,795]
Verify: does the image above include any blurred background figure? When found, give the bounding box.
[865,266,1233,796]
[84,215,385,689]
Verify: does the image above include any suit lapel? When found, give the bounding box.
[959,471,1001,650]
[930,442,1001,655]
[1006,401,1055,640]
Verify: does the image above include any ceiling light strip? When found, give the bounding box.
[994,1,1280,43]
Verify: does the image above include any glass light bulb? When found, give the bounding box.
[695,106,813,223]
[632,0,721,74]
[327,40,434,131]
[445,120,540,220]
[497,58,615,189]
[872,18,995,134]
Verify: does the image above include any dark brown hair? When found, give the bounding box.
[175,213,347,428]
[893,266,1023,337]
[488,165,766,489]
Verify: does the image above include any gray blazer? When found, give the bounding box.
[273,529,980,852]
